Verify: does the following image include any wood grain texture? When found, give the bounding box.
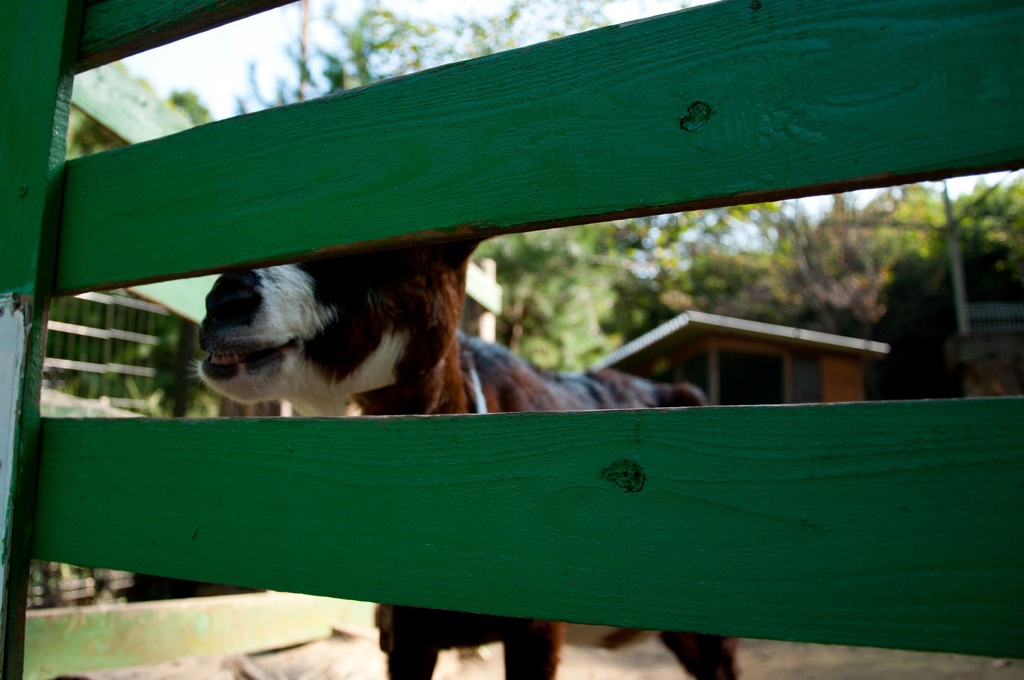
[33,399,1024,658]
[0,3,77,295]
[25,592,374,679]
[78,0,293,73]
[71,61,216,322]
[71,62,497,322]
[56,0,1024,293]
[70,62,503,320]
[0,1,82,676]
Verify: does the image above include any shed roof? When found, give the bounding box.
[592,310,890,370]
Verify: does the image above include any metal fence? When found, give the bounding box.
[43,291,171,411]
[968,302,1024,333]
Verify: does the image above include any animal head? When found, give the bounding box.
[198,240,480,415]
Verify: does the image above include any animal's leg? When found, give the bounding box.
[502,620,564,680]
[381,604,439,680]
[388,644,439,680]
[659,632,739,680]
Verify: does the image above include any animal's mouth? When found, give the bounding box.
[202,339,298,379]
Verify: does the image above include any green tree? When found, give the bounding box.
[872,177,1024,399]
[478,225,624,370]
[167,89,213,125]
[66,107,125,159]
[239,0,614,111]
[599,197,913,340]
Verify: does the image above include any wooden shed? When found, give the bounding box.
[593,311,890,405]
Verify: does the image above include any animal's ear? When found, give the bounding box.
[441,237,487,268]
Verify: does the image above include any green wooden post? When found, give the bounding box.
[0,1,82,675]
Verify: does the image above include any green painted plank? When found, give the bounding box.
[69,62,502,321]
[72,64,191,145]
[32,399,1024,658]
[69,63,222,323]
[56,0,1024,293]
[0,1,82,677]
[71,60,214,322]
[78,0,293,73]
[69,56,499,323]
[0,3,78,295]
[24,591,374,680]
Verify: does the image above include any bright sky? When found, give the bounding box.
[122,0,696,121]
[119,0,1006,197]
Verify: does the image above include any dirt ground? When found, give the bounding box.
[71,627,1021,680]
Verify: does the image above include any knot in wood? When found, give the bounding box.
[680,101,712,132]
[601,459,646,493]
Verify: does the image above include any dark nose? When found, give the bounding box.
[201,271,261,337]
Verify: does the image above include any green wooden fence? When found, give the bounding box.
[3,0,1023,677]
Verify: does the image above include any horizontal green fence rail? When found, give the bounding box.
[33,399,1024,659]
[57,0,1024,293]
[77,0,292,73]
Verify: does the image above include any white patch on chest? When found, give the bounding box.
[285,330,410,416]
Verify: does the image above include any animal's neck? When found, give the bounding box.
[344,249,477,417]
[354,335,471,416]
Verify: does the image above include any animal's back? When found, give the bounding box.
[461,334,705,413]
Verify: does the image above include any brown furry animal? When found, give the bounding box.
[199,240,738,680]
